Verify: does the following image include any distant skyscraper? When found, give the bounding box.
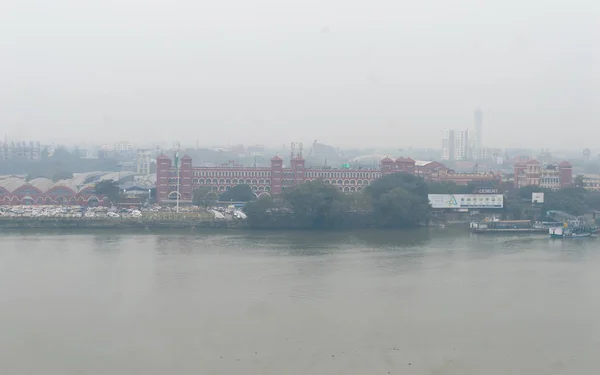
[441,129,456,160]
[455,129,475,160]
[442,129,474,161]
[474,107,483,151]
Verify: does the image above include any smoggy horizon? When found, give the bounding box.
[1,0,598,150]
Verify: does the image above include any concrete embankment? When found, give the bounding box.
[0,217,246,230]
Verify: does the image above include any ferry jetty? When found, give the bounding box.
[470,218,560,234]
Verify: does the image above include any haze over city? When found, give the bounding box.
[3,3,600,374]
[1,0,598,149]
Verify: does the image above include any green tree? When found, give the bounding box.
[219,184,256,202]
[503,198,527,220]
[574,174,585,189]
[516,186,549,201]
[544,188,588,216]
[347,192,373,212]
[427,181,470,194]
[583,191,600,211]
[365,173,430,228]
[372,187,429,227]
[366,172,429,201]
[193,187,218,208]
[244,195,277,228]
[284,180,348,228]
[94,180,121,204]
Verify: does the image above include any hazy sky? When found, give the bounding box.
[1,0,598,150]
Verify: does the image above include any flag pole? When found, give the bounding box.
[175,144,180,213]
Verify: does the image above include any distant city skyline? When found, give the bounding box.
[2,0,597,151]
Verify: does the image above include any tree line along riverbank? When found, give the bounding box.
[240,172,600,230]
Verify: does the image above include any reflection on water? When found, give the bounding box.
[0,229,599,374]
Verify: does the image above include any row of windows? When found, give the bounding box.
[191,178,271,185]
[170,185,272,193]
[305,171,381,179]
[306,179,374,186]
[176,178,375,187]
[336,186,364,192]
[191,170,271,178]
[169,169,382,180]
[166,185,365,194]
[540,178,560,184]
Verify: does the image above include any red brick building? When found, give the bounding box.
[514,160,572,190]
[156,155,421,203]
[156,154,505,203]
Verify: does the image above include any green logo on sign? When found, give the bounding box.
[447,195,457,207]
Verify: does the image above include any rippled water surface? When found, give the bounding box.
[1,229,599,374]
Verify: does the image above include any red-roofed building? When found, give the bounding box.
[514,159,572,190]
[156,154,512,203]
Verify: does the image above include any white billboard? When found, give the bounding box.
[428,194,504,209]
[532,192,544,203]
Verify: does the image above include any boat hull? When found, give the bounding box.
[549,227,593,239]
[560,232,592,239]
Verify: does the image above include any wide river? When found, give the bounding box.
[1,229,599,374]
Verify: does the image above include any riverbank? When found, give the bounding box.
[0,217,246,230]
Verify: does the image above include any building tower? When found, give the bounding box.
[474,107,483,157]
[441,129,456,161]
[559,161,573,188]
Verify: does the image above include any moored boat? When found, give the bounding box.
[549,219,596,239]
[470,219,548,233]
[549,227,592,238]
